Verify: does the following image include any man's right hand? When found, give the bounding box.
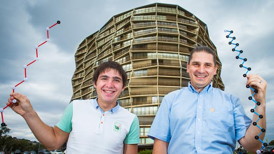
[8,93,35,117]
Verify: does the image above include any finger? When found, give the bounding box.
[246,81,261,94]
[246,75,264,87]
[10,93,26,102]
[9,93,18,103]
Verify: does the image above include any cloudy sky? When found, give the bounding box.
[1,0,273,144]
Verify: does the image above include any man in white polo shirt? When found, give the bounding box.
[8,61,140,154]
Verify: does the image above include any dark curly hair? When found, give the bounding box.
[92,61,127,87]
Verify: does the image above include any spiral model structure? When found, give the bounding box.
[0,21,61,128]
[225,30,268,151]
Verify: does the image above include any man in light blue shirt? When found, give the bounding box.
[148,46,267,153]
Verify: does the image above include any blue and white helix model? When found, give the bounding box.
[224,30,268,152]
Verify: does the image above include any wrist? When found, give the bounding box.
[22,110,37,120]
[257,100,266,108]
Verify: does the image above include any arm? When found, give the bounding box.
[123,116,139,154]
[8,93,69,150]
[239,74,267,152]
[152,139,168,154]
[148,96,171,154]
[123,144,138,154]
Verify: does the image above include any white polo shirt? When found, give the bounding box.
[56,99,139,154]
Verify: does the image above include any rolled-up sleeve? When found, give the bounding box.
[233,96,252,141]
[148,96,171,142]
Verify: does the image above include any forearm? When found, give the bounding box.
[123,144,138,154]
[23,111,60,150]
[9,93,67,150]
[240,102,266,152]
[152,139,168,154]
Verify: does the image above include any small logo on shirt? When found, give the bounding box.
[210,108,215,112]
[114,121,121,132]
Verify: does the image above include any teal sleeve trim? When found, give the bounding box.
[55,102,73,133]
[124,116,140,144]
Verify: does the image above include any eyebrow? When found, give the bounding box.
[99,75,122,80]
[99,75,109,78]
[191,61,213,65]
[113,76,122,81]
[190,61,200,64]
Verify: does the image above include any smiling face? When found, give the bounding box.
[94,68,125,107]
[187,51,218,92]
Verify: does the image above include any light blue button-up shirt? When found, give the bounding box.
[148,83,251,154]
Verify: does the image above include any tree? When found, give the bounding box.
[0,126,11,152]
[0,125,10,137]
[0,126,42,153]
[269,140,274,145]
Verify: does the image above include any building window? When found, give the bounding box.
[140,127,151,136]
[133,69,148,77]
[132,106,157,116]
[119,98,131,106]
[158,27,178,33]
[134,36,156,43]
[134,28,156,36]
[179,55,189,62]
[158,21,177,27]
[133,21,156,28]
[132,15,156,21]
[122,63,132,71]
[134,7,156,14]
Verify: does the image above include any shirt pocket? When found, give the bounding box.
[205,107,234,133]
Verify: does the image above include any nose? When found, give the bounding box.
[197,65,205,73]
[105,79,114,88]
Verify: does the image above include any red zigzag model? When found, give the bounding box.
[0,20,61,127]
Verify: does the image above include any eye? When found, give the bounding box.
[114,79,121,82]
[100,76,108,80]
[192,62,199,67]
[205,63,212,67]
[113,77,122,82]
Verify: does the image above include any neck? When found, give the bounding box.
[195,87,204,92]
[97,100,117,111]
[190,82,208,93]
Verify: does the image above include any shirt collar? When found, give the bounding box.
[92,98,120,113]
[188,82,213,94]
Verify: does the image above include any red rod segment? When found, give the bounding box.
[38,41,47,47]
[27,60,37,66]
[24,68,27,78]
[14,80,24,87]
[49,20,61,29]
[36,48,39,58]
[3,103,12,110]
[1,112,4,123]
[46,30,49,39]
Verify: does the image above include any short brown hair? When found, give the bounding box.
[188,46,217,66]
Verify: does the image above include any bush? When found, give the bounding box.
[139,149,152,154]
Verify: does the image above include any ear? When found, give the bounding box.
[186,63,190,73]
[122,86,126,91]
[213,64,218,75]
